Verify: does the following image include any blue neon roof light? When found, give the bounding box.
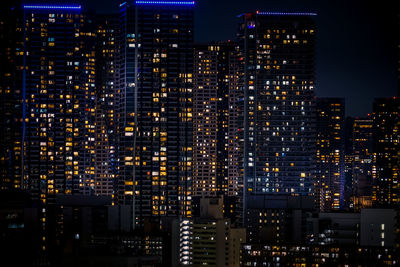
[237,11,317,17]
[135,1,195,5]
[23,5,82,10]
[257,12,317,16]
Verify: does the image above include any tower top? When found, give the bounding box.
[23,4,82,10]
[238,11,317,18]
[134,1,195,5]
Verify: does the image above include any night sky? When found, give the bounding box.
[86,0,398,116]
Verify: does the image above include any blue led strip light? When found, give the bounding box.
[23,5,82,10]
[135,1,195,5]
[257,12,317,16]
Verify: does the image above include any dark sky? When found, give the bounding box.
[87,0,398,117]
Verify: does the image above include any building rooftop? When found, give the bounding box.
[238,11,317,18]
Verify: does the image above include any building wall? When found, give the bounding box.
[118,1,194,227]
[360,209,396,247]
[245,195,314,244]
[372,98,400,207]
[313,212,360,246]
[23,7,97,201]
[229,228,246,267]
[193,43,240,222]
[242,244,398,266]
[351,117,374,210]
[237,13,316,225]
[316,98,345,211]
[0,2,24,191]
[193,44,219,197]
[94,15,120,199]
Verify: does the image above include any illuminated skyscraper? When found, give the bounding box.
[118,0,194,228]
[22,4,97,203]
[237,12,316,225]
[16,4,99,258]
[372,98,400,207]
[343,116,355,209]
[351,117,374,210]
[193,42,240,221]
[193,44,219,197]
[315,98,345,211]
[0,1,24,191]
[94,15,119,199]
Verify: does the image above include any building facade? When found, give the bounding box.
[0,1,24,191]
[351,117,374,210]
[18,3,100,260]
[237,12,317,225]
[174,197,246,267]
[118,0,194,228]
[94,14,120,199]
[193,42,241,222]
[315,98,345,211]
[372,98,400,207]
[193,42,238,197]
[22,4,97,202]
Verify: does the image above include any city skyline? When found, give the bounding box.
[0,1,399,266]
[85,0,398,117]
